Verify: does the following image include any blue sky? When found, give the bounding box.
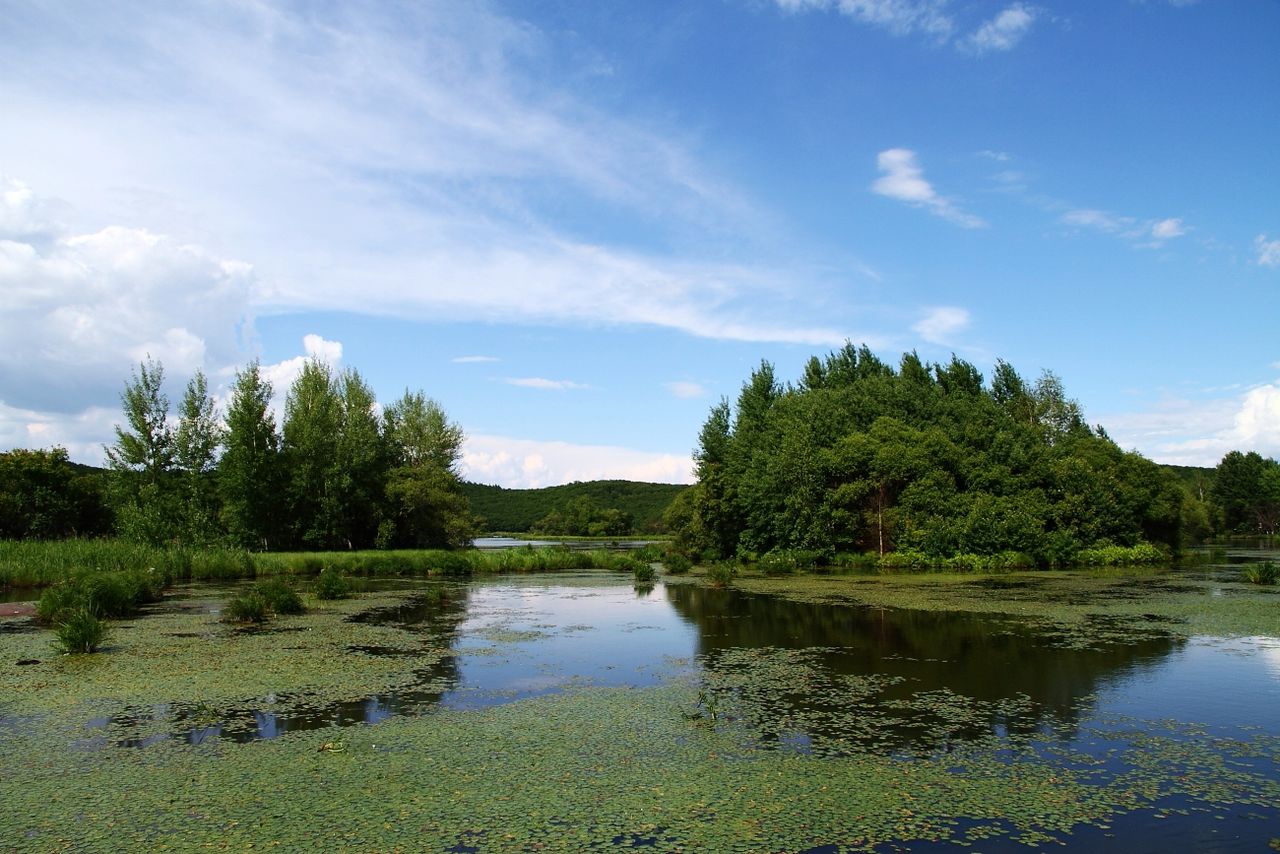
[1,0,1277,486]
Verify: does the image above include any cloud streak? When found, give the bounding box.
[871,149,986,228]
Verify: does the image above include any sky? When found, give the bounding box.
[1,0,1278,487]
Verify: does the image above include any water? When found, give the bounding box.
[5,557,1279,850]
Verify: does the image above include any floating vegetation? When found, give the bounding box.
[2,570,1279,852]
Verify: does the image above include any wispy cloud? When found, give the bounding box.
[1060,208,1189,247]
[461,433,693,488]
[1149,218,1187,241]
[452,355,500,364]
[963,4,1036,54]
[912,306,971,345]
[1104,383,1280,466]
[774,0,954,40]
[1256,234,1280,268]
[503,377,591,391]
[871,149,986,228]
[664,381,707,399]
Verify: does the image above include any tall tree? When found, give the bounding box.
[174,370,223,544]
[105,357,177,544]
[382,390,474,548]
[282,359,343,549]
[219,360,282,549]
[334,368,388,549]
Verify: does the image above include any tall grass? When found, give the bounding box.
[2,539,656,595]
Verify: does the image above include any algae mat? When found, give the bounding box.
[2,574,1279,851]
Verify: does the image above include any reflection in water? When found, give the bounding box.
[666,584,1181,752]
[52,573,1207,757]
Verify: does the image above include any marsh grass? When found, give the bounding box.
[53,607,106,653]
[633,562,656,585]
[1242,562,1278,585]
[660,552,692,575]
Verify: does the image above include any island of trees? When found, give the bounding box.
[664,344,1275,568]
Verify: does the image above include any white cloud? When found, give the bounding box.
[452,355,500,364]
[1150,218,1186,240]
[0,180,253,416]
[774,0,954,41]
[664,381,707,399]
[0,401,119,466]
[1255,235,1280,268]
[461,433,693,488]
[963,4,1035,54]
[1102,383,1280,466]
[0,3,856,352]
[871,149,986,228]
[912,306,971,345]
[1061,208,1131,232]
[503,377,590,391]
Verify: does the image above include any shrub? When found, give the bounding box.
[254,578,305,615]
[758,551,797,577]
[633,562,656,585]
[223,590,269,624]
[313,567,351,600]
[55,608,107,654]
[706,561,736,588]
[1242,562,1278,585]
[661,552,692,575]
[36,583,85,625]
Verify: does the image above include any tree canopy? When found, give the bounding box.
[670,344,1185,566]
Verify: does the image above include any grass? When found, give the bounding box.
[313,566,351,600]
[1242,561,1278,585]
[53,607,106,653]
[223,579,305,624]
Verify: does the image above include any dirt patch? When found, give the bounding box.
[0,602,35,618]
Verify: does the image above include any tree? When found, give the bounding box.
[382,390,474,548]
[173,370,223,544]
[282,360,343,549]
[219,360,283,549]
[105,357,177,544]
[333,368,388,549]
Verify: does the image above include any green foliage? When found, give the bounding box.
[254,577,305,615]
[105,357,179,546]
[219,360,283,550]
[1242,562,1278,585]
[313,567,351,600]
[673,345,1183,568]
[463,480,686,533]
[661,552,692,575]
[0,447,110,539]
[53,607,107,653]
[223,590,269,623]
[706,561,736,588]
[224,578,305,623]
[35,568,163,624]
[1212,451,1280,535]
[534,495,634,536]
[633,562,656,584]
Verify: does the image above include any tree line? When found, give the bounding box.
[5,357,477,550]
[665,344,1192,565]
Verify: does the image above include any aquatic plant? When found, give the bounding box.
[54,607,107,653]
[313,566,351,600]
[706,561,736,588]
[222,590,269,624]
[254,578,305,615]
[633,562,656,585]
[661,552,692,575]
[1242,561,1278,585]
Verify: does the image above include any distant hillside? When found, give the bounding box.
[461,480,689,534]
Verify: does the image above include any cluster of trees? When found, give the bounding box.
[666,344,1185,565]
[1209,451,1280,535]
[103,357,476,550]
[534,496,634,537]
[462,481,685,533]
[0,448,111,539]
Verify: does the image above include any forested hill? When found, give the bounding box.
[461,480,688,534]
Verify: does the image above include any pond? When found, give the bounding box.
[1,558,1278,851]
